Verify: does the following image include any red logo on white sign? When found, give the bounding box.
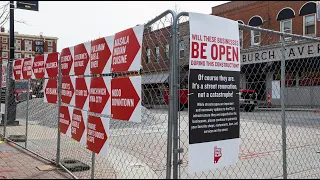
[13,59,23,80]
[111,25,144,73]
[61,76,75,105]
[89,76,110,115]
[61,47,74,76]
[32,55,45,79]
[59,105,72,137]
[71,109,87,145]
[45,52,59,78]
[74,42,90,76]
[111,76,141,122]
[22,58,33,80]
[214,146,222,164]
[90,36,113,75]
[75,77,90,110]
[87,115,109,157]
[44,78,58,104]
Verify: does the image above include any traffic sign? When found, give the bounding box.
[59,105,72,137]
[88,76,111,115]
[32,55,44,79]
[12,59,23,80]
[75,77,90,110]
[111,76,141,122]
[71,109,87,146]
[87,115,109,157]
[111,25,144,73]
[45,52,59,78]
[16,1,39,11]
[90,36,113,75]
[74,42,90,76]
[44,78,57,104]
[22,58,33,80]
[61,76,75,105]
[61,47,74,76]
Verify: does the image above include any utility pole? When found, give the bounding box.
[3,1,18,125]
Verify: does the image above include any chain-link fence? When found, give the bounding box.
[2,9,320,179]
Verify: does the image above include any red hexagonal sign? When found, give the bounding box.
[90,36,112,75]
[71,109,86,145]
[32,55,45,79]
[44,78,57,104]
[111,76,141,122]
[75,77,90,110]
[61,76,75,104]
[59,105,72,136]
[22,58,33,80]
[74,42,90,76]
[89,76,110,115]
[61,47,74,76]
[45,52,59,78]
[87,115,109,156]
[13,59,23,80]
[111,25,144,72]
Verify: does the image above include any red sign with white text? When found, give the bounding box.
[71,109,87,145]
[13,59,23,80]
[111,25,144,73]
[87,115,109,157]
[75,77,90,110]
[90,36,113,75]
[44,78,58,104]
[45,52,59,78]
[111,76,141,122]
[59,105,72,137]
[74,42,90,76]
[89,76,110,115]
[32,55,45,79]
[22,58,33,79]
[61,47,74,76]
[61,76,75,105]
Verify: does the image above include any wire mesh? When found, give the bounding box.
[175,13,320,179]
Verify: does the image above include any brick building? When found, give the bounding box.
[211,1,320,107]
[0,27,58,61]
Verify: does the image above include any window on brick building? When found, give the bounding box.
[146,48,151,63]
[24,53,33,58]
[251,29,261,46]
[2,52,8,58]
[48,41,53,46]
[304,14,316,36]
[14,53,21,59]
[2,37,7,43]
[155,46,160,63]
[2,44,7,50]
[48,47,53,53]
[280,19,292,41]
[165,44,170,60]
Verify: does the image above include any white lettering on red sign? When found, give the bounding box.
[112,36,129,65]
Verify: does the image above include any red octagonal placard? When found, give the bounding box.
[89,76,110,115]
[22,58,33,80]
[61,76,75,105]
[44,78,58,104]
[59,105,72,136]
[45,52,59,78]
[13,59,23,80]
[74,42,90,76]
[71,109,87,145]
[61,47,74,76]
[32,55,45,79]
[111,25,144,73]
[90,36,112,75]
[75,77,90,110]
[111,76,141,122]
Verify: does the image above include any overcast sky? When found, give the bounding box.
[1,1,228,52]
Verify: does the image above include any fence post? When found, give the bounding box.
[280,35,288,179]
[56,54,62,166]
[25,79,30,148]
[91,152,95,179]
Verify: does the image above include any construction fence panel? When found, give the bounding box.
[174,12,320,179]
[57,10,175,179]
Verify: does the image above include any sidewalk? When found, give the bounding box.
[0,139,72,179]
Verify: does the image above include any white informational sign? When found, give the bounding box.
[188,12,241,174]
[272,80,281,99]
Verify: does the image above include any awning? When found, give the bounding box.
[142,72,170,84]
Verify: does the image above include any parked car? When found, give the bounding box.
[14,80,35,103]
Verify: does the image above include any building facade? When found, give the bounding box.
[0,27,58,61]
[212,1,320,107]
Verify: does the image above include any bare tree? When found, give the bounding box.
[0,2,30,28]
